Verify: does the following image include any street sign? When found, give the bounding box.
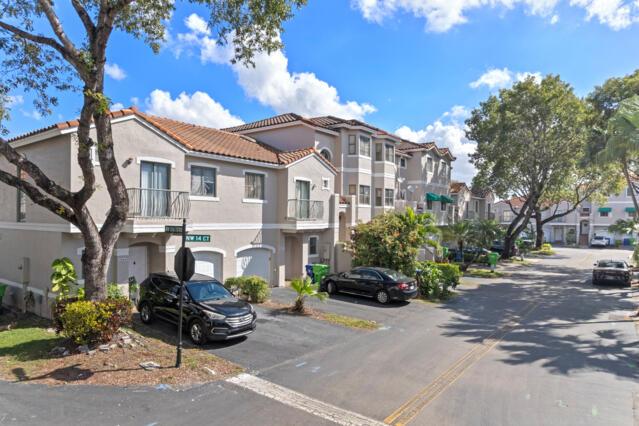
[165,225,183,234]
[186,234,210,243]
[174,247,195,282]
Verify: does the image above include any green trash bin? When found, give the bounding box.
[311,264,330,284]
[487,252,500,271]
[442,247,449,259]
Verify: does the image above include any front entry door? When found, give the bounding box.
[128,246,148,283]
[295,180,310,219]
[140,161,170,217]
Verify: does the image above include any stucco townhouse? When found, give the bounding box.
[494,188,638,246]
[449,181,496,224]
[0,107,339,317]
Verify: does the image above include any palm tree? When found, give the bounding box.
[290,277,327,313]
[471,219,503,251]
[441,220,474,253]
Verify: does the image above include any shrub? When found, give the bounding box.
[50,257,83,300]
[541,243,552,252]
[423,262,461,288]
[53,298,132,345]
[290,276,327,313]
[107,283,126,299]
[416,264,443,299]
[223,276,270,303]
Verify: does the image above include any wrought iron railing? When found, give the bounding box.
[287,199,324,220]
[127,188,190,219]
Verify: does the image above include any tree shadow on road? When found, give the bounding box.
[438,261,639,381]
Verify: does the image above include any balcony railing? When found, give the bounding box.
[127,188,190,219]
[287,199,324,220]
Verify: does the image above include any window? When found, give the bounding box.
[375,188,383,206]
[475,200,479,212]
[375,143,383,161]
[359,136,371,157]
[441,201,447,211]
[309,236,318,257]
[400,158,407,168]
[322,178,330,190]
[627,187,633,197]
[385,144,394,162]
[348,135,357,155]
[385,189,394,206]
[426,199,433,210]
[426,157,433,172]
[441,162,447,176]
[348,184,357,195]
[244,172,265,200]
[190,166,217,197]
[359,185,370,205]
[600,210,609,217]
[360,269,382,280]
[16,166,26,222]
[320,149,331,161]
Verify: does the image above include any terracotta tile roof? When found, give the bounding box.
[497,197,526,208]
[9,107,336,171]
[221,113,313,133]
[450,181,469,194]
[471,187,492,198]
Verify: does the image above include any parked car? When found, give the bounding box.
[590,235,609,248]
[490,240,519,256]
[320,267,418,304]
[592,260,631,287]
[138,272,257,344]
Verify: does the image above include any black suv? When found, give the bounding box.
[138,273,257,345]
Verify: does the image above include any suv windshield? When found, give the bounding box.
[186,281,232,301]
[597,261,625,268]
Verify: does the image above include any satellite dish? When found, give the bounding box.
[408,185,415,193]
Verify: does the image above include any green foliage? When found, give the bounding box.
[420,261,461,288]
[107,283,125,300]
[348,208,439,276]
[50,257,83,300]
[290,276,327,313]
[223,276,270,303]
[541,243,552,251]
[54,298,132,345]
[609,219,639,235]
[441,220,473,252]
[415,263,445,300]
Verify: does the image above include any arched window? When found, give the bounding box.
[320,148,332,161]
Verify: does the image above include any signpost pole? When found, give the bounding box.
[175,218,186,368]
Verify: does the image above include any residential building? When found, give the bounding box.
[494,189,637,246]
[0,108,338,316]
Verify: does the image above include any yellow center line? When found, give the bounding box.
[384,301,539,426]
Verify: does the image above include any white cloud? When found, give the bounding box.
[105,63,127,81]
[470,68,542,89]
[111,102,124,110]
[130,97,140,106]
[395,106,477,183]
[352,0,639,31]
[185,13,210,35]
[6,95,24,107]
[550,13,560,23]
[145,89,244,128]
[21,109,42,120]
[173,15,376,120]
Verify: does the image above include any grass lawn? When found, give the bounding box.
[530,249,556,256]
[262,300,379,330]
[464,268,506,278]
[0,313,241,387]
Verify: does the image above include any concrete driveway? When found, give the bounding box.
[1,247,637,426]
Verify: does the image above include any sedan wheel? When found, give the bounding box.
[327,281,337,295]
[189,320,207,345]
[376,290,390,304]
[139,303,153,324]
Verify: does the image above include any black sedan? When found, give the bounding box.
[320,267,418,304]
[592,260,632,287]
[138,272,257,345]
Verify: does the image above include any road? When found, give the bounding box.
[1,247,637,425]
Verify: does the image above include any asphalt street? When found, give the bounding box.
[0,247,637,425]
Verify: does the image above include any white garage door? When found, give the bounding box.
[236,248,271,283]
[194,251,223,280]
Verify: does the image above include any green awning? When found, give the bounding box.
[440,195,454,203]
[426,192,441,202]
[598,207,612,213]
[626,207,636,213]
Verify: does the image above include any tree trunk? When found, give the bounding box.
[534,212,544,249]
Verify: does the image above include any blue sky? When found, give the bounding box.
[4,0,639,181]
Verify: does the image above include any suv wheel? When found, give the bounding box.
[189,319,207,345]
[376,290,390,305]
[139,302,154,324]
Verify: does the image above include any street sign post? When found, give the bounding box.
[173,219,195,368]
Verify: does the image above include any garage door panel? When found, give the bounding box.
[193,251,223,280]
[236,248,271,283]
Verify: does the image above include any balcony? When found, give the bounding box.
[127,188,190,219]
[287,199,324,220]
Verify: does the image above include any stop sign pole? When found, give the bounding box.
[175,218,190,368]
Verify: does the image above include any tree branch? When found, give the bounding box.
[0,138,74,204]
[0,20,65,54]
[37,0,80,56]
[71,0,96,40]
[0,169,77,225]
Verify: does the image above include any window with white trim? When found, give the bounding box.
[384,189,394,206]
[441,201,446,211]
[400,157,407,168]
[322,178,330,190]
[375,188,383,206]
[426,199,433,210]
[359,136,371,157]
[320,149,331,161]
[599,210,609,217]
[385,144,394,162]
[348,184,357,195]
[426,157,433,172]
[359,185,370,205]
[375,143,383,161]
[244,172,265,200]
[309,236,318,257]
[191,166,217,197]
[348,135,357,155]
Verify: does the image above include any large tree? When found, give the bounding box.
[0,0,306,300]
[467,75,588,257]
